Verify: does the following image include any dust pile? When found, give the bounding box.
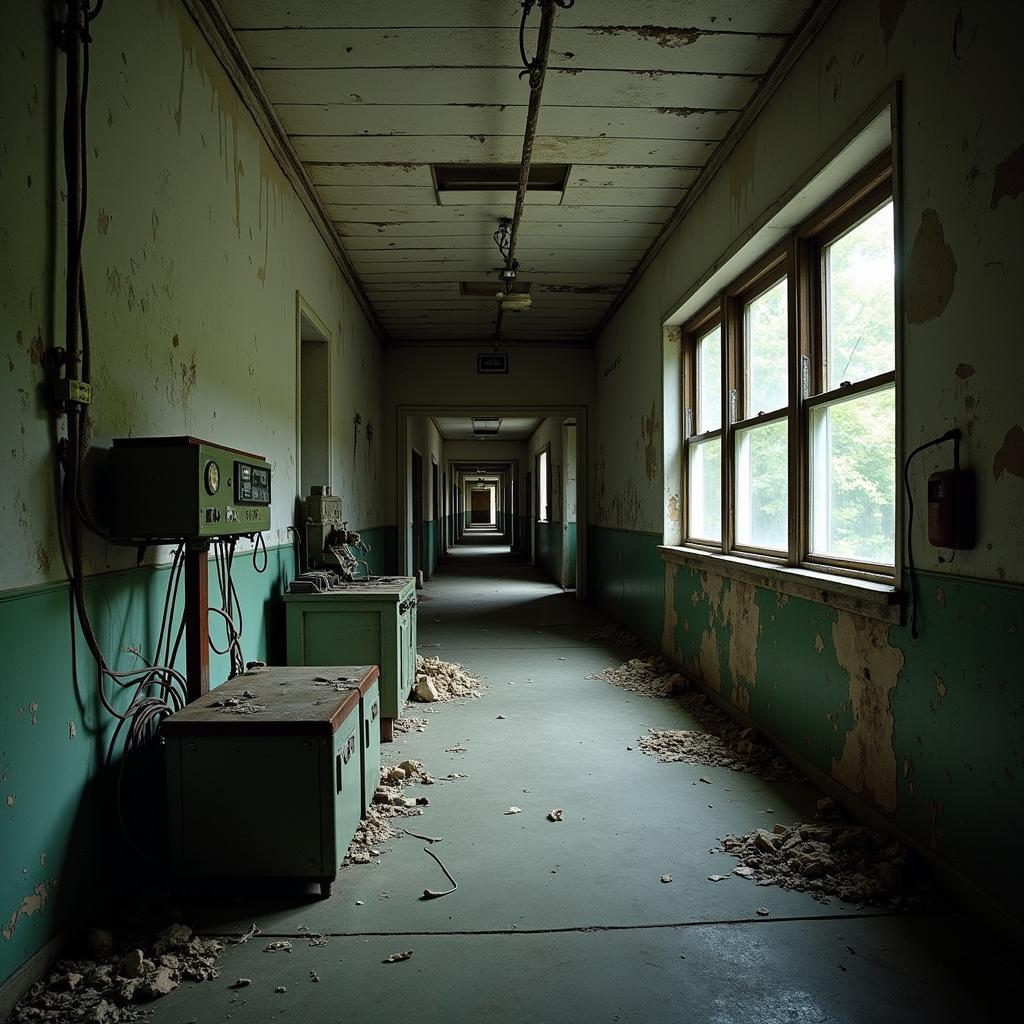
[343,760,432,866]
[585,623,643,649]
[638,692,804,783]
[7,924,222,1023]
[393,713,428,734]
[588,656,688,699]
[717,809,935,908]
[411,655,482,702]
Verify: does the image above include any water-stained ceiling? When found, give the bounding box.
[219,0,819,345]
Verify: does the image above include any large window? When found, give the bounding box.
[681,154,896,578]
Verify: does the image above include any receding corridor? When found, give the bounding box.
[146,543,1006,1024]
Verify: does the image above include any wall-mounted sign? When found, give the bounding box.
[477,353,509,374]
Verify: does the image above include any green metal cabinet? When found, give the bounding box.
[162,665,377,897]
[284,578,417,742]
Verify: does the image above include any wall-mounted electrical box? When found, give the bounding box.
[108,436,271,540]
[928,468,976,550]
[304,485,344,568]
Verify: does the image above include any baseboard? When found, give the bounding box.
[666,658,1023,942]
[0,932,67,1020]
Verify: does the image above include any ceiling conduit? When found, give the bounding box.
[492,0,574,345]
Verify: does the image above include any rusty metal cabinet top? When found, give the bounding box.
[161,665,379,737]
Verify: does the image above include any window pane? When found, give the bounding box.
[745,278,788,416]
[735,417,788,550]
[825,201,895,388]
[696,325,721,433]
[687,437,721,542]
[810,385,895,564]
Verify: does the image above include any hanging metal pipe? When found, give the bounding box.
[506,0,559,279]
[493,0,567,343]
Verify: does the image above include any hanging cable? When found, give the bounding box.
[55,3,189,863]
[493,0,573,344]
[902,429,961,639]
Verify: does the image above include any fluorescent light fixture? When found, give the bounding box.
[472,417,501,435]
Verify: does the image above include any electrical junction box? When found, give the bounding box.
[107,436,271,540]
[304,487,345,568]
[927,468,976,550]
[162,664,379,897]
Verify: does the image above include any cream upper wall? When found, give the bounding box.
[593,0,1024,582]
[0,0,386,592]
[407,415,443,522]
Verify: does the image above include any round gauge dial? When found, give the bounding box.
[204,460,220,495]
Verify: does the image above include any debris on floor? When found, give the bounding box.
[383,950,413,964]
[6,924,223,1023]
[394,713,429,734]
[547,808,564,822]
[411,655,483,702]
[230,978,252,989]
[660,874,672,883]
[585,623,643,649]
[263,941,292,953]
[638,717,803,783]
[717,813,935,908]
[504,806,523,815]
[588,656,689,698]
[232,923,261,945]
[344,760,435,866]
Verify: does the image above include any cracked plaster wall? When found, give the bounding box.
[0,0,386,985]
[595,0,1024,910]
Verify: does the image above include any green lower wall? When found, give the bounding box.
[565,523,577,587]
[587,526,665,652]
[360,526,397,577]
[535,521,563,587]
[423,521,439,578]
[0,542,296,987]
[664,560,1024,919]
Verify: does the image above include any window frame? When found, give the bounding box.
[797,153,895,577]
[725,247,792,560]
[679,151,897,584]
[681,300,723,548]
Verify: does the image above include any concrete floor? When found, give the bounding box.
[155,539,1008,1023]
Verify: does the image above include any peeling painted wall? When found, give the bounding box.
[663,563,1023,914]
[592,0,1024,911]
[0,0,384,985]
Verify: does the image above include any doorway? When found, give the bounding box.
[296,297,331,500]
[561,420,578,591]
[411,448,424,580]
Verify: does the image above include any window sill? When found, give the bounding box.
[658,545,901,624]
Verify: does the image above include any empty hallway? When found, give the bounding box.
[3,0,1023,1020]
[142,543,1007,1023]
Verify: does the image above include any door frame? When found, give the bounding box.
[397,404,588,597]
